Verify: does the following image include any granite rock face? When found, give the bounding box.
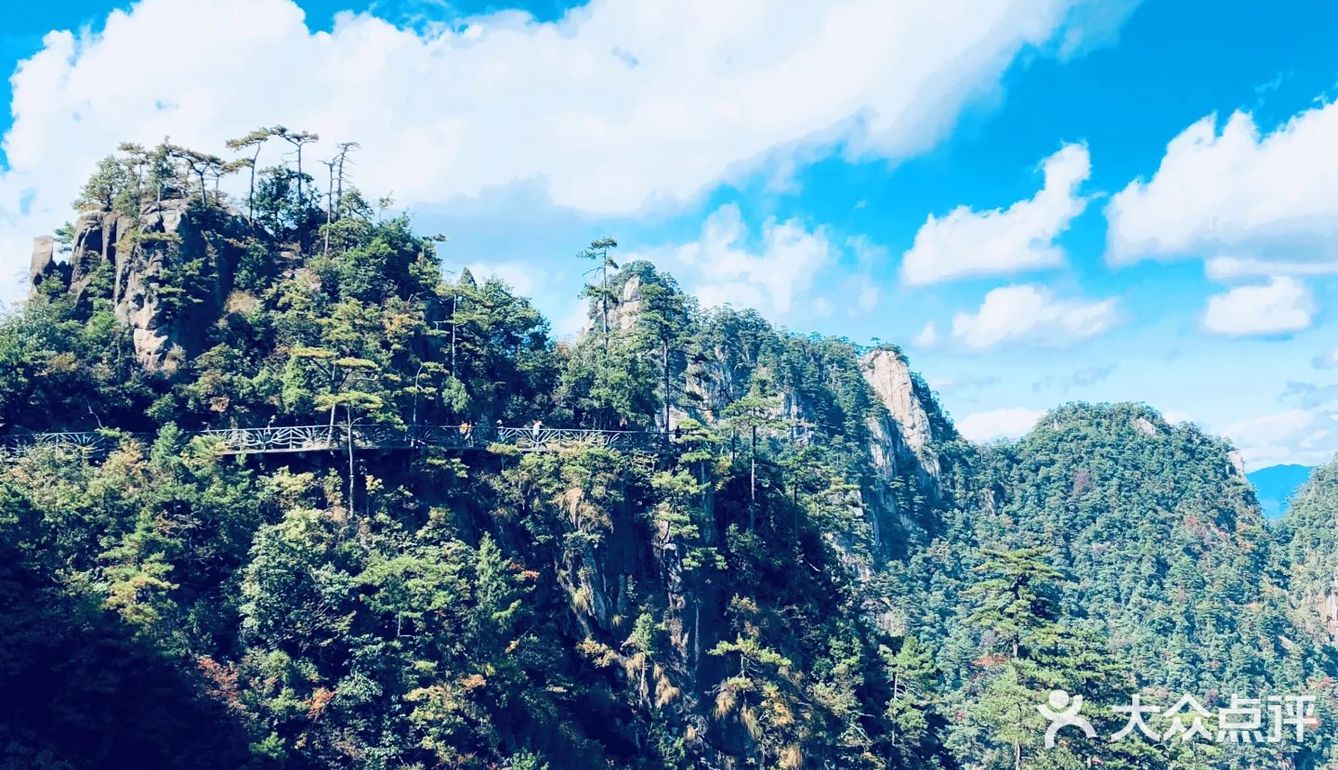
[28,236,64,287]
[582,271,645,335]
[609,273,643,333]
[860,348,942,480]
[30,199,246,373]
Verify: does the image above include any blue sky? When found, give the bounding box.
[2,0,1337,467]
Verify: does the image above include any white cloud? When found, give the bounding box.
[641,203,835,317]
[950,283,1118,350]
[0,0,1115,303]
[1218,409,1338,469]
[1201,277,1314,336]
[928,374,999,393]
[552,299,592,340]
[853,280,880,313]
[1313,349,1338,370]
[1054,0,1143,59]
[1161,410,1194,426]
[1281,381,1338,410]
[632,206,895,321]
[462,260,540,298]
[845,235,886,313]
[957,407,1044,442]
[912,321,939,347]
[900,143,1090,286]
[1106,103,1338,270]
[1206,255,1338,281]
[1031,362,1116,392]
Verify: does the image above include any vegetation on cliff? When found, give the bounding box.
[2,137,1337,770]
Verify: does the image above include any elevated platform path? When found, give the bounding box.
[0,423,670,462]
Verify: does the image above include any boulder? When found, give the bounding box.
[28,236,60,285]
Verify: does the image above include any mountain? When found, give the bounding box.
[1278,459,1338,642]
[3,139,1337,770]
[1249,463,1315,519]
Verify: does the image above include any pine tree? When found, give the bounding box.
[722,377,790,527]
[578,236,619,345]
[633,267,692,433]
[963,547,1065,770]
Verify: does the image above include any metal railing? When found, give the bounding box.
[0,422,669,462]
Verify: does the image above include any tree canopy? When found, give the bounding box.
[1,140,1335,770]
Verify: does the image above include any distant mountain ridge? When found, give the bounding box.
[1249,463,1315,518]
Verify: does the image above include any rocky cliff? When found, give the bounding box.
[13,140,1338,768]
[30,199,248,373]
[860,347,951,484]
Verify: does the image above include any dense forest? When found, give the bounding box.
[2,134,1337,770]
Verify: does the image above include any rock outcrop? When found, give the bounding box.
[1228,449,1248,480]
[608,273,643,333]
[582,271,646,335]
[28,236,61,287]
[30,199,247,373]
[860,348,942,480]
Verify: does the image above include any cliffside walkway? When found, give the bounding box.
[0,423,670,462]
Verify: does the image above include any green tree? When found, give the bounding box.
[578,236,618,344]
[880,634,936,760]
[75,154,134,211]
[708,594,818,769]
[632,264,693,433]
[226,126,283,220]
[722,378,790,526]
